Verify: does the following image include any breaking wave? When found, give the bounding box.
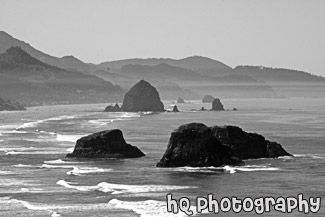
[57,180,196,194]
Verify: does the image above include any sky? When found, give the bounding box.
[1,0,325,76]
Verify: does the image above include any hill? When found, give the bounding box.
[0,31,95,72]
[0,47,123,106]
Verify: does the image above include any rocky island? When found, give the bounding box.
[66,129,145,159]
[211,98,225,111]
[104,80,165,112]
[157,123,291,167]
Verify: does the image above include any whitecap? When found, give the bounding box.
[66,167,112,176]
[56,134,84,143]
[57,180,196,194]
[109,199,199,217]
[223,165,280,173]
[66,147,74,152]
[293,154,325,159]
[44,159,72,164]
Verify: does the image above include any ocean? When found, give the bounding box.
[0,98,324,217]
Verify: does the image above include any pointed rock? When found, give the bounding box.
[211,98,224,111]
[121,80,164,112]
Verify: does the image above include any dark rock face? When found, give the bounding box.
[157,123,291,167]
[177,97,185,103]
[172,105,179,112]
[211,98,224,111]
[0,97,26,111]
[121,80,164,112]
[104,103,122,112]
[210,126,291,160]
[202,95,215,103]
[66,129,145,158]
[156,123,243,167]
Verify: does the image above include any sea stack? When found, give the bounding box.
[121,80,164,112]
[156,123,243,167]
[202,95,215,103]
[157,123,291,167]
[172,105,180,112]
[66,129,145,158]
[177,97,185,104]
[210,126,291,159]
[211,98,224,111]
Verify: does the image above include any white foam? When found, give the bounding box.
[293,154,325,159]
[0,197,116,214]
[43,159,73,164]
[5,150,64,155]
[66,147,74,152]
[56,134,84,143]
[109,199,199,217]
[223,165,280,173]
[66,167,112,176]
[57,180,196,194]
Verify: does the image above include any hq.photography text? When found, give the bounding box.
[166,193,321,215]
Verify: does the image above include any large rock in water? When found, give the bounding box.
[156,123,243,167]
[211,98,224,111]
[202,95,215,103]
[66,129,145,158]
[0,97,26,111]
[210,126,291,159]
[157,123,291,167]
[121,80,164,112]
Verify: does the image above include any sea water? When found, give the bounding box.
[0,98,324,216]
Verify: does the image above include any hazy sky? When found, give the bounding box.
[1,0,325,76]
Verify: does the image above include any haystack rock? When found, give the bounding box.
[157,123,291,167]
[177,97,185,104]
[121,80,164,112]
[211,98,224,111]
[104,103,122,112]
[156,123,243,167]
[202,95,215,103]
[66,129,145,158]
[172,105,179,112]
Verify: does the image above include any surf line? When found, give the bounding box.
[166,193,321,215]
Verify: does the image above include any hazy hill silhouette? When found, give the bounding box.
[0,47,123,106]
[1,30,324,98]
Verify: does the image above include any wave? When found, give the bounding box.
[5,150,65,155]
[56,134,84,143]
[109,199,198,217]
[57,180,196,194]
[163,165,279,174]
[41,164,111,175]
[16,115,79,131]
[66,167,112,176]
[0,197,115,216]
[223,165,280,174]
[44,159,75,164]
[293,154,325,159]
